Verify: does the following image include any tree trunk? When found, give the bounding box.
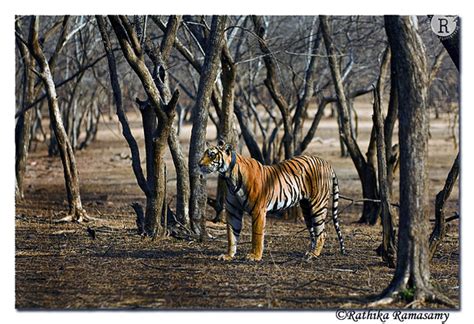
[26,16,88,222]
[371,16,454,307]
[149,122,171,237]
[320,15,379,224]
[385,58,399,197]
[298,97,329,154]
[96,16,149,196]
[15,30,35,200]
[429,152,459,260]
[108,15,180,237]
[233,100,264,163]
[372,47,396,267]
[168,126,190,227]
[213,42,238,223]
[78,100,100,150]
[188,16,227,238]
[161,16,191,229]
[139,15,191,230]
[138,101,161,236]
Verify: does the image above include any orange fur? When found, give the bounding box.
[199,143,345,261]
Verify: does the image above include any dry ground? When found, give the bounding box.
[15,100,459,309]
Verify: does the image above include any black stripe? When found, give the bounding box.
[226,196,240,211]
[286,160,307,192]
[281,163,302,198]
[248,199,259,216]
[273,166,284,202]
[242,194,250,209]
[233,168,243,194]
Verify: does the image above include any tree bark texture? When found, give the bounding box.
[188,16,227,238]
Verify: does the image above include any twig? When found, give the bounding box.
[333,268,357,273]
[102,244,114,257]
[339,199,355,216]
[429,212,459,223]
[139,260,161,270]
[51,229,77,235]
[339,194,400,208]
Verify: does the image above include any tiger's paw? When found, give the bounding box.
[218,254,234,261]
[245,253,262,262]
[304,251,320,261]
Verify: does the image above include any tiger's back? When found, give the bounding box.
[261,155,334,213]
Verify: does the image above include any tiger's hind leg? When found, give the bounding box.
[301,198,328,259]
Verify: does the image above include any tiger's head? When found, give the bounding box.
[199,140,234,175]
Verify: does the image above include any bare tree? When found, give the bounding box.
[20,16,88,222]
[252,15,294,160]
[96,15,150,204]
[138,15,191,228]
[188,16,228,238]
[16,16,77,198]
[108,15,180,236]
[320,15,379,224]
[370,16,454,307]
[15,20,35,200]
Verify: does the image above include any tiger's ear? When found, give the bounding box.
[224,144,233,155]
[217,139,225,147]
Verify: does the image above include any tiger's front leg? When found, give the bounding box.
[218,195,243,261]
[246,209,266,262]
[218,222,239,261]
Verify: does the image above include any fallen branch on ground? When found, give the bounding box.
[339,194,400,208]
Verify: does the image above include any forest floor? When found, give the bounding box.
[15,101,460,310]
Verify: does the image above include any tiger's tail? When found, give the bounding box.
[332,169,346,255]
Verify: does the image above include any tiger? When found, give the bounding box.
[198,140,346,261]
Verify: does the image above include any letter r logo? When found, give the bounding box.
[437,18,449,34]
[431,15,458,37]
